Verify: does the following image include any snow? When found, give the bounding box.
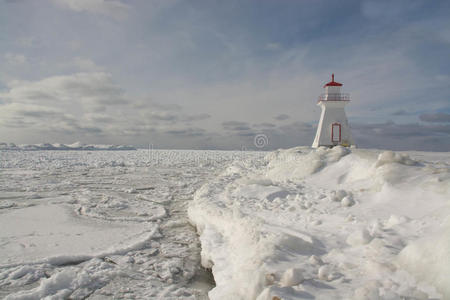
[397,220,450,298]
[0,204,158,266]
[188,146,450,299]
[1,146,449,299]
[0,149,263,299]
[345,228,372,246]
[280,268,304,287]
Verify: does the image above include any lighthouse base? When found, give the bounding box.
[312,101,354,148]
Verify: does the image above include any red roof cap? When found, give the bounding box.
[323,73,343,87]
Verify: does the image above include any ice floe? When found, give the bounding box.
[0,149,264,299]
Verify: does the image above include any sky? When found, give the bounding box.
[0,0,449,151]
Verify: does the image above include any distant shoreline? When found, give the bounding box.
[0,143,136,151]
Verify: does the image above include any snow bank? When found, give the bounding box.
[189,147,450,299]
[397,217,450,298]
[265,146,350,181]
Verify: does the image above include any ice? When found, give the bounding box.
[280,268,304,287]
[189,147,450,299]
[5,259,116,300]
[2,146,449,299]
[375,151,418,167]
[317,265,331,281]
[346,229,373,246]
[0,204,157,266]
[341,196,355,207]
[397,221,450,298]
[331,189,348,202]
[0,149,264,299]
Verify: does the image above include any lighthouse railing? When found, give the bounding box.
[318,93,350,102]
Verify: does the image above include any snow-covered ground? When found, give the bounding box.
[0,149,263,299]
[1,147,449,300]
[188,146,450,300]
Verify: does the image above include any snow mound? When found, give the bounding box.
[189,147,450,299]
[397,220,450,298]
[280,268,304,287]
[189,189,325,299]
[265,146,350,181]
[346,229,373,246]
[375,151,418,167]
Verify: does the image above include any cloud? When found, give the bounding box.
[254,123,276,128]
[1,1,449,151]
[182,113,211,122]
[266,43,281,51]
[419,113,450,123]
[361,0,404,20]
[391,110,409,116]
[139,101,182,111]
[0,103,104,135]
[4,0,27,3]
[274,114,290,121]
[216,120,450,151]
[143,110,210,123]
[165,127,205,137]
[0,73,126,112]
[352,122,450,151]
[222,121,251,131]
[4,53,26,64]
[0,72,213,145]
[84,113,115,124]
[16,37,36,48]
[51,0,130,19]
[147,111,177,122]
[213,120,315,150]
[67,57,103,72]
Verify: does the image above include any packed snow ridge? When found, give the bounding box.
[188,146,450,300]
[0,142,136,151]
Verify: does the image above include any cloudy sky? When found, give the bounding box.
[0,0,449,151]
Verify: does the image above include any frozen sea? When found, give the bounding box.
[1,147,449,300]
[0,149,263,299]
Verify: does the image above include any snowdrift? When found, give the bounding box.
[188,146,450,299]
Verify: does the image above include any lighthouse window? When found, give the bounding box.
[332,123,341,143]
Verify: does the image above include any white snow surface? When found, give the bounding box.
[188,146,450,300]
[2,147,449,299]
[0,149,263,299]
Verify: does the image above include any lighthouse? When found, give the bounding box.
[312,74,354,148]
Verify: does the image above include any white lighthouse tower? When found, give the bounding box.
[312,74,354,148]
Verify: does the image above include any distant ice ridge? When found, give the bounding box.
[188,146,450,299]
[0,141,136,151]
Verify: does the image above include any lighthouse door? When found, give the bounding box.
[331,123,341,143]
